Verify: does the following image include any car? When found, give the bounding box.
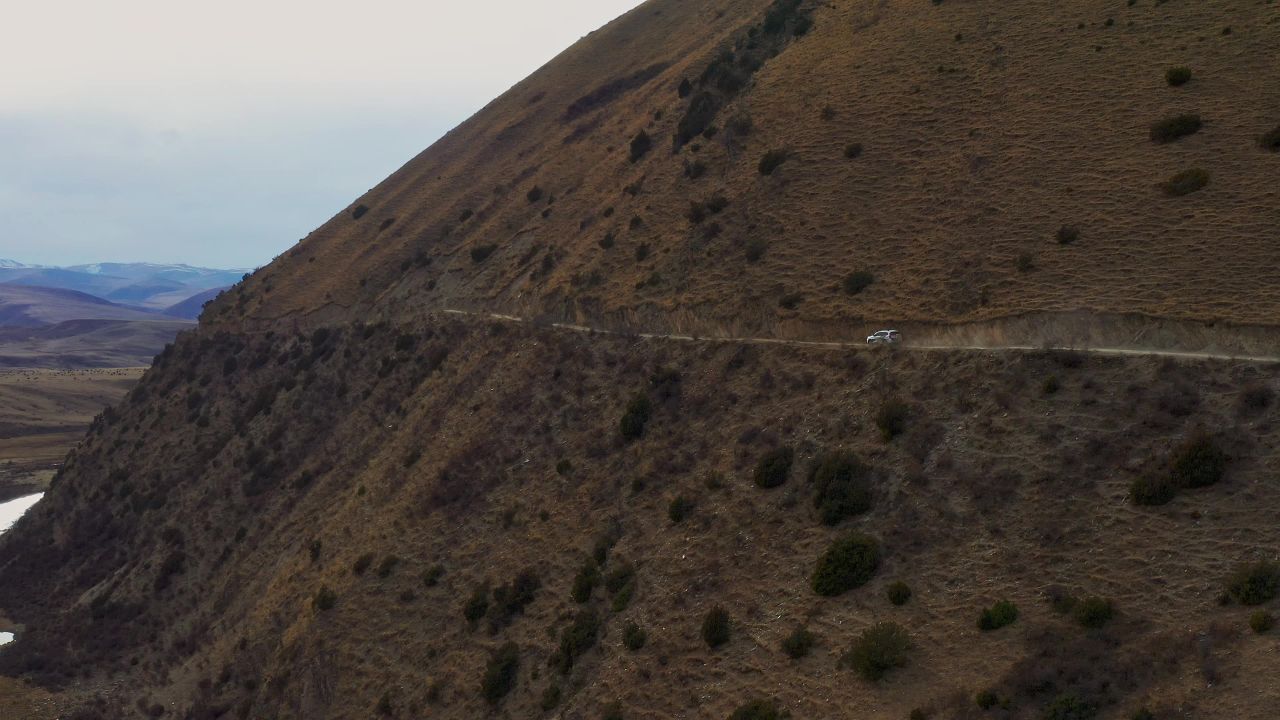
[866,329,902,345]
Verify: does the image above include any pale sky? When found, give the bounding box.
[0,0,642,269]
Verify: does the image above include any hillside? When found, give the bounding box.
[3,1,1280,719]
[0,286,172,328]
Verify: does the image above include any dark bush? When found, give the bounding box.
[481,642,520,705]
[541,684,562,711]
[875,399,909,441]
[811,450,873,525]
[619,392,653,440]
[571,560,600,603]
[313,586,336,612]
[1043,693,1096,720]
[1160,168,1209,196]
[470,244,497,263]
[730,699,783,720]
[1129,472,1177,506]
[605,562,636,612]
[1261,125,1280,152]
[843,622,910,681]
[745,238,768,263]
[778,292,802,310]
[1131,709,1155,720]
[1043,376,1061,395]
[843,270,874,295]
[376,693,393,715]
[668,495,693,523]
[886,581,912,606]
[352,553,375,575]
[1239,383,1273,413]
[1072,596,1114,628]
[702,605,732,648]
[464,586,490,623]
[1056,225,1080,245]
[758,149,789,175]
[423,564,444,587]
[975,689,1000,709]
[1016,252,1035,272]
[1150,114,1202,143]
[376,555,399,578]
[754,446,794,488]
[812,533,881,596]
[622,621,647,650]
[490,569,541,626]
[527,186,544,203]
[844,143,864,159]
[1165,66,1192,86]
[781,626,815,658]
[554,609,600,673]
[629,130,653,163]
[1169,432,1227,488]
[1226,561,1280,605]
[978,600,1019,631]
[352,204,369,220]
[1250,610,1274,633]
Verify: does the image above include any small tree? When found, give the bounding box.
[1165,66,1192,86]
[781,626,816,658]
[875,399,909,441]
[480,642,520,705]
[1226,561,1280,605]
[629,130,653,163]
[843,622,911,681]
[1073,596,1114,628]
[754,446,794,488]
[758,149,789,175]
[977,600,1019,631]
[812,533,881,596]
[886,581,912,606]
[702,605,732,648]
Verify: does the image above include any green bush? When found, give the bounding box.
[313,586,336,612]
[352,553,375,575]
[619,392,653,440]
[843,270,874,295]
[554,609,601,673]
[844,143,864,159]
[702,605,732,648]
[527,186,544,203]
[481,642,520,705]
[1249,610,1274,633]
[376,555,399,578]
[758,149,789,175]
[887,581,912,606]
[812,533,881,596]
[781,626,816,658]
[1072,596,1114,628]
[490,569,541,627]
[978,600,1019,631]
[1261,125,1280,152]
[1169,432,1227,488]
[1226,561,1280,605]
[1165,66,1192,86]
[605,563,636,612]
[875,399,909,441]
[623,621,647,650]
[754,446,795,488]
[1160,168,1209,196]
[843,621,911,681]
[1056,225,1080,245]
[668,495,694,523]
[629,130,653,163]
[1150,113,1202,143]
[470,244,497,262]
[730,699,783,720]
[464,586,490,623]
[1043,692,1096,720]
[811,450,873,525]
[571,560,600,603]
[1130,473,1177,506]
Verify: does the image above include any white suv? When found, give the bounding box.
[866,329,901,345]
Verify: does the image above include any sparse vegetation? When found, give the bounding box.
[886,581,912,606]
[810,450,873,525]
[1165,66,1192,86]
[1160,168,1209,196]
[842,622,910,681]
[782,626,816,658]
[481,642,520,705]
[1150,113,1202,144]
[812,533,881,596]
[978,600,1019,631]
[843,270,874,295]
[754,446,794,488]
[1225,561,1280,605]
[702,605,731,648]
[758,149,789,175]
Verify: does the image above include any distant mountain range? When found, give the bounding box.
[0,260,250,368]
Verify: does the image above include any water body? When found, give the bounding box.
[0,632,11,646]
[0,493,42,535]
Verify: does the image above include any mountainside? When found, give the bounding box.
[0,286,177,328]
[1,263,247,311]
[163,288,229,321]
[3,1,1280,719]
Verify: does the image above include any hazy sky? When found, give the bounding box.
[0,0,642,269]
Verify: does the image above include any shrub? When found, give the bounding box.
[619,392,653,440]
[844,143,864,159]
[571,560,601,603]
[781,626,816,658]
[745,238,768,263]
[875,399,909,441]
[313,586,336,612]
[1165,66,1192,86]
[605,563,636,611]
[887,581,912,606]
[812,533,881,596]
[1056,225,1080,245]
[554,609,601,673]
[352,553,375,575]
[480,642,520,705]
[811,450,873,525]
[978,600,1019,631]
[376,555,399,578]
[975,689,1000,709]
[1131,709,1154,720]
[1225,561,1280,605]
[668,495,693,523]
[622,621,647,650]
[376,693,393,715]
[1043,693,1096,720]
[602,701,624,720]
[527,186,543,203]
[423,564,444,587]
[1150,114,1202,144]
[470,244,497,262]
[702,606,732,648]
[629,130,653,163]
[352,204,369,220]
[843,622,911,681]
[1239,383,1273,413]
[541,684,562,711]
[1072,596,1114,628]
[730,699,783,720]
[1043,376,1061,395]
[1249,610,1274,633]
[843,270,874,295]
[1261,125,1280,152]
[1169,432,1227,488]
[1016,252,1035,272]
[490,569,541,627]
[1130,473,1177,506]
[464,586,490,623]
[754,446,794,488]
[1160,168,1209,196]
[758,149,789,175]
